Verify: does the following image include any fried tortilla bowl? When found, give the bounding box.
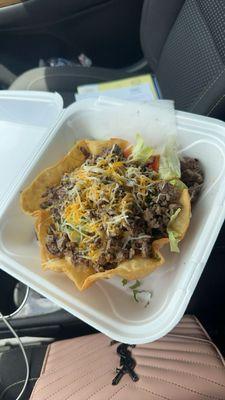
[21,138,191,291]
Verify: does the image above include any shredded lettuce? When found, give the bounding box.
[61,221,82,242]
[168,230,180,253]
[170,179,187,191]
[129,280,141,290]
[167,208,181,253]
[170,207,181,223]
[63,226,81,243]
[132,133,154,163]
[159,136,181,180]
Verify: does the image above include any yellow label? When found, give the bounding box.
[97,74,157,97]
[77,74,158,99]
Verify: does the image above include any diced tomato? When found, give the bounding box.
[147,155,160,172]
[123,145,133,158]
[152,155,160,172]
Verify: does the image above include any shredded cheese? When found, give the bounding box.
[53,147,161,267]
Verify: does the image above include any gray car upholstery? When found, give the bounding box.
[11,0,225,118]
[147,0,225,117]
[10,65,130,107]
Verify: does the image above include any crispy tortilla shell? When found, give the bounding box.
[21,139,191,291]
[21,138,129,214]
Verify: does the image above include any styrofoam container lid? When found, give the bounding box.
[0,91,63,212]
[0,93,225,344]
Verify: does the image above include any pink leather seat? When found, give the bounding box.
[30,315,225,400]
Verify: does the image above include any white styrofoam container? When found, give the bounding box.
[0,92,225,344]
[0,91,63,211]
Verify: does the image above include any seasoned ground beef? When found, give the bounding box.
[41,146,202,272]
[46,234,62,257]
[79,146,90,159]
[181,157,204,202]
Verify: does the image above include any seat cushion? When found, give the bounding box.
[0,344,48,400]
[10,65,129,107]
[30,315,225,400]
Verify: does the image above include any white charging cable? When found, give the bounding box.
[0,286,30,400]
[3,286,30,320]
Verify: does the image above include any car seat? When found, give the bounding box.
[1,315,225,399]
[10,0,225,120]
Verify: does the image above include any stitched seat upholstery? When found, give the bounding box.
[30,316,225,400]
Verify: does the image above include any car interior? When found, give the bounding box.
[0,0,225,399]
